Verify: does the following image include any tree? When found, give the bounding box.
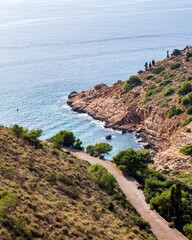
[50,130,75,148]
[112,148,151,176]
[74,138,83,150]
[86,145,94,155]
[50,130,83,150]
[170,183,183,230]
[93,143,112,156]
[150,189,171,221]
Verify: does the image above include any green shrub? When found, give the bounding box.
[145,85,161,98]
[15,217,28,235]
[86,145,94,155]
[123,75,141,92]
[170,63,181,70]
[180,144,192,156]
[151,66,165,74]
[146,75,154,80]
[167,105,184,118]
[93,143,112,156]
[112,148,151,176]
[182,116,192,126]
[58,173,73,186]
[187,107,192,115]
[181,92,192,106]
[164,88,175,96]
[49,130,83,149]
[89,164,115,194]
[159,79,172,87]
[177,82,192,95]
[145,85,156,97]
[11,124,24,138]
[23,129,42,147]
[11,125,42,147]
[183,223,192,240]
[0,190,17,222]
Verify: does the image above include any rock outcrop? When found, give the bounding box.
[68,48,192,172]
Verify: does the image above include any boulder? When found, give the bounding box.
[105,135,112,140]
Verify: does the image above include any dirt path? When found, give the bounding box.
[65,148,188,240]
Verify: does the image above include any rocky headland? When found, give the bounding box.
[68,48,192,173]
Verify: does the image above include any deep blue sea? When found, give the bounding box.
[0,0,192,158]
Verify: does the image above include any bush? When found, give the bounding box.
[112,148,151,176]
[58,173,73,186]
[170,63,181,70]
[0,190,17,222]
[183,223,192,240]
[86,145,94,154]
[23,129,42,147]
[164,88,175,96]
[151,66,165,74]
[86,143,112,157]
[187,107,192,115]
[159,79,172,86]
[182,116,192,126]
[49,130,83,149]
[177,82,192,95]
[181,92,192,106]
[145,85,161,98]
[11,125,42,147]
[11,124,24,138]
[123,75,141,92]
[88,164,115,194]
[180,144,192,156]
[15,217,28,235]
[166,105,184,118]
[146,75,154,80]
[93,143,112,156]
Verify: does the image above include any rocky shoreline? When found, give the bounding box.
[67,49,192,172]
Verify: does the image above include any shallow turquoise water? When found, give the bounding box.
[0,0,192,158]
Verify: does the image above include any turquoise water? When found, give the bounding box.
[0,0,192,158]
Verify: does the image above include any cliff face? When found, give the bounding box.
[68,48,192,173]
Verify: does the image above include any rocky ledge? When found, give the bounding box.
[67,48,192,173]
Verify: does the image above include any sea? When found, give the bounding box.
[0,0,192,158]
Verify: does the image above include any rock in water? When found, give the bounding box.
[105,135,112,140]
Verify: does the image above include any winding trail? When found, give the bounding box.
[65,148,188,240]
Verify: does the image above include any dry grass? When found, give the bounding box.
[0,126,155,240]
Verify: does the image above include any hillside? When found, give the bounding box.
[68,47,192,173]
[0,126,155,240]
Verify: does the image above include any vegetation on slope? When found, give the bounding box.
[112,148,192,238]
[0,126,155,240]
[123,48,192,123]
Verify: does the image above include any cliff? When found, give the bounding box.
[68,48,192,173]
